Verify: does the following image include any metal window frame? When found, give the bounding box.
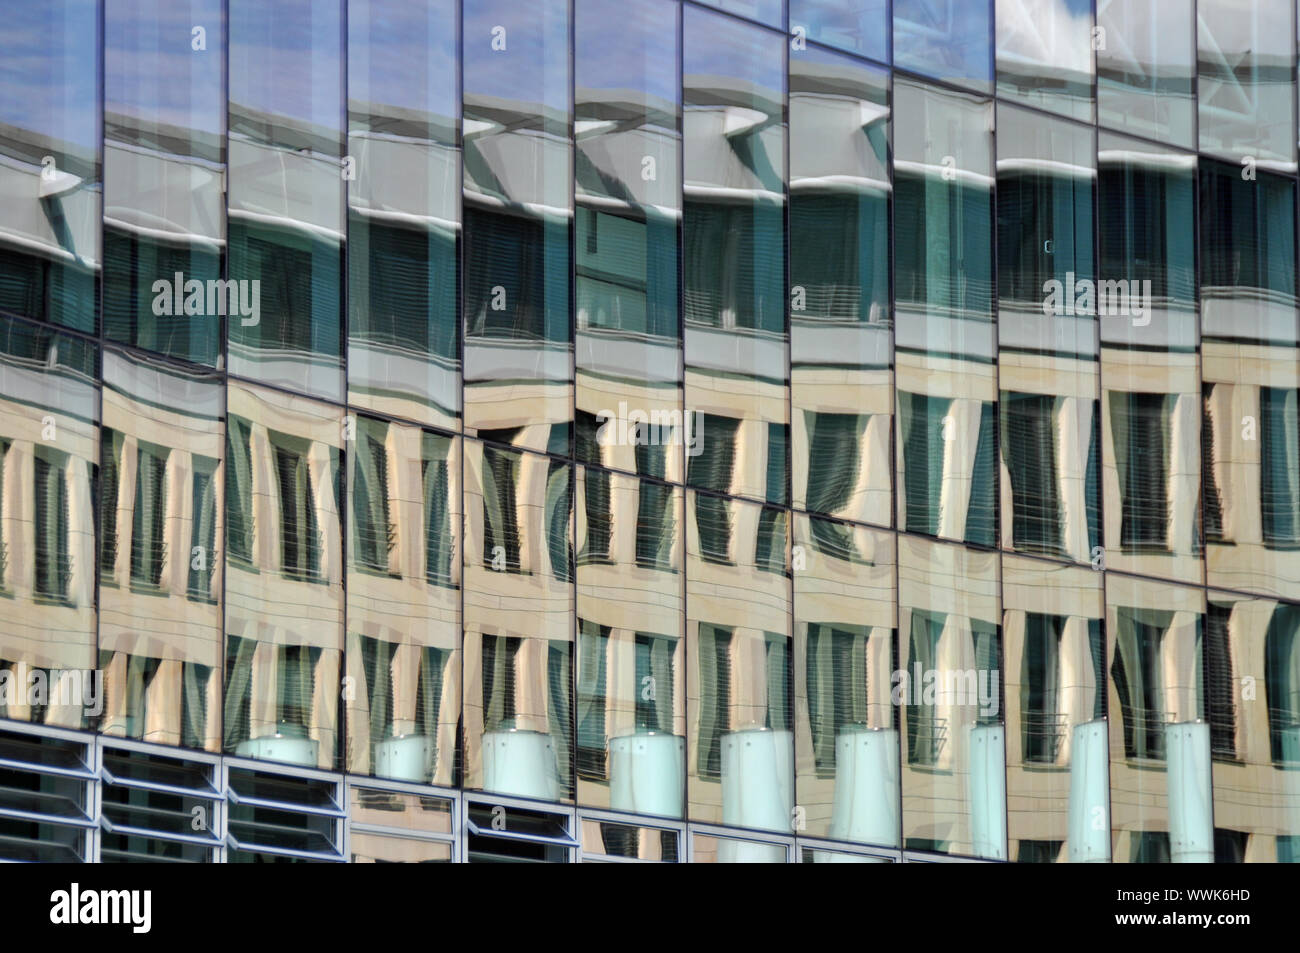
[345,775,461,864]
[686,821,795,863]
[0,720,99,862]
[221,756,347,863]
[461,792,580,862]
[576,806,686,863]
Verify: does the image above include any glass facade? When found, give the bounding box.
[1,0,1299,864]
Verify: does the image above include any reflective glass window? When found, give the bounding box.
[348,0,461,430]
[790,46,891,528]
[684,7,788,506]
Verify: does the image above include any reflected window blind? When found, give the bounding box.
[1004,393,1063,556]
[422,434,454,587]
[1205,603,1237,759]
[581,466,612,563]
[635,633,676,733]
[1260,387,1300,547]
[130,445,169,589]
[99,430,122,581]
[33,451,71,601]
[575,620,608,780]
[226,417,255,564]
[906,610,944,765]
[692,414,739,562]
[547,641,572,797]
[188,458,218,601]
[1021,614,1063,763]
[1111,608,1172,759]
[1111,391,1171,550]
[1202,385,1226,542]
[965,402,997,547]
[901,391,945,537]
[481,636,520,731]
[546,459,573,583]
[806,624,869,776]
[1264,604,1300,765]
[805,411,864,518]
[481,446,520,571]
[634,442,674,570]
[754,507,786,574]
[696,624,732,779]
[275,444,322,581]
[352,421,392,573]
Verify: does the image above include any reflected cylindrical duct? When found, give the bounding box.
[828,725,900,848]
[1067,719,1111,863]
[374,734,434,783]
[609,732,684,818]
[718,728,793,862]
[967,723,1007,861]
[481,729,561,801]
[235,732,319,767]
[1165,721,1213,863]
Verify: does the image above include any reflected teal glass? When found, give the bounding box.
[894,0,991,92]
[0,0,101,333]
[574,0,682,479]
[104,0,225,366]
[1097,0,1195,148]
[790,0,888,62]
[683,7,787,505]
[463,0,572,454]
[996,0,1094,121]
[1198,0,1296,169]
[348,0,460,430]
[228,0,345,401]
[790,45,890,528]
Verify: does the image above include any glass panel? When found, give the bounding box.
[104,0,225,365]
[1198,0,1296,170]
[1097,133,1201,585]
[0,316,98,729]
[687,492,791,830]
[1107,573,1206,863]
[346,418,461,786]
[789,45,890,528]
[691,831,788,862]
[683,7,788,506]
[1201,161,1300,599]
[349,787,453,835]
[1002,556,1106,862]
[576,468,684,815]
[462,441,574,801]
[894,80,995,547]
[351,831,452,862]
[1204,593,1300,861]
[898,535,1003,860]
[99,348,223,750]
[995,0,1094,121]
[462,0,573,454]
[224,382,344,770]
[580,818,680,860]
[789,0,889,62]
[347,0,461,430]
[793,514,897,846]
[0,0,101,333]
[575,0,683,484]
[1096,0,1195,148]
[695,0,786,30]
[228,0,345,401]
[997,105,1099,565]
[893,0,991,92]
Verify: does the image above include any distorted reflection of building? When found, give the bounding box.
[0,317,97,728]
[98,349,223,750]
[223,382,344,770]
